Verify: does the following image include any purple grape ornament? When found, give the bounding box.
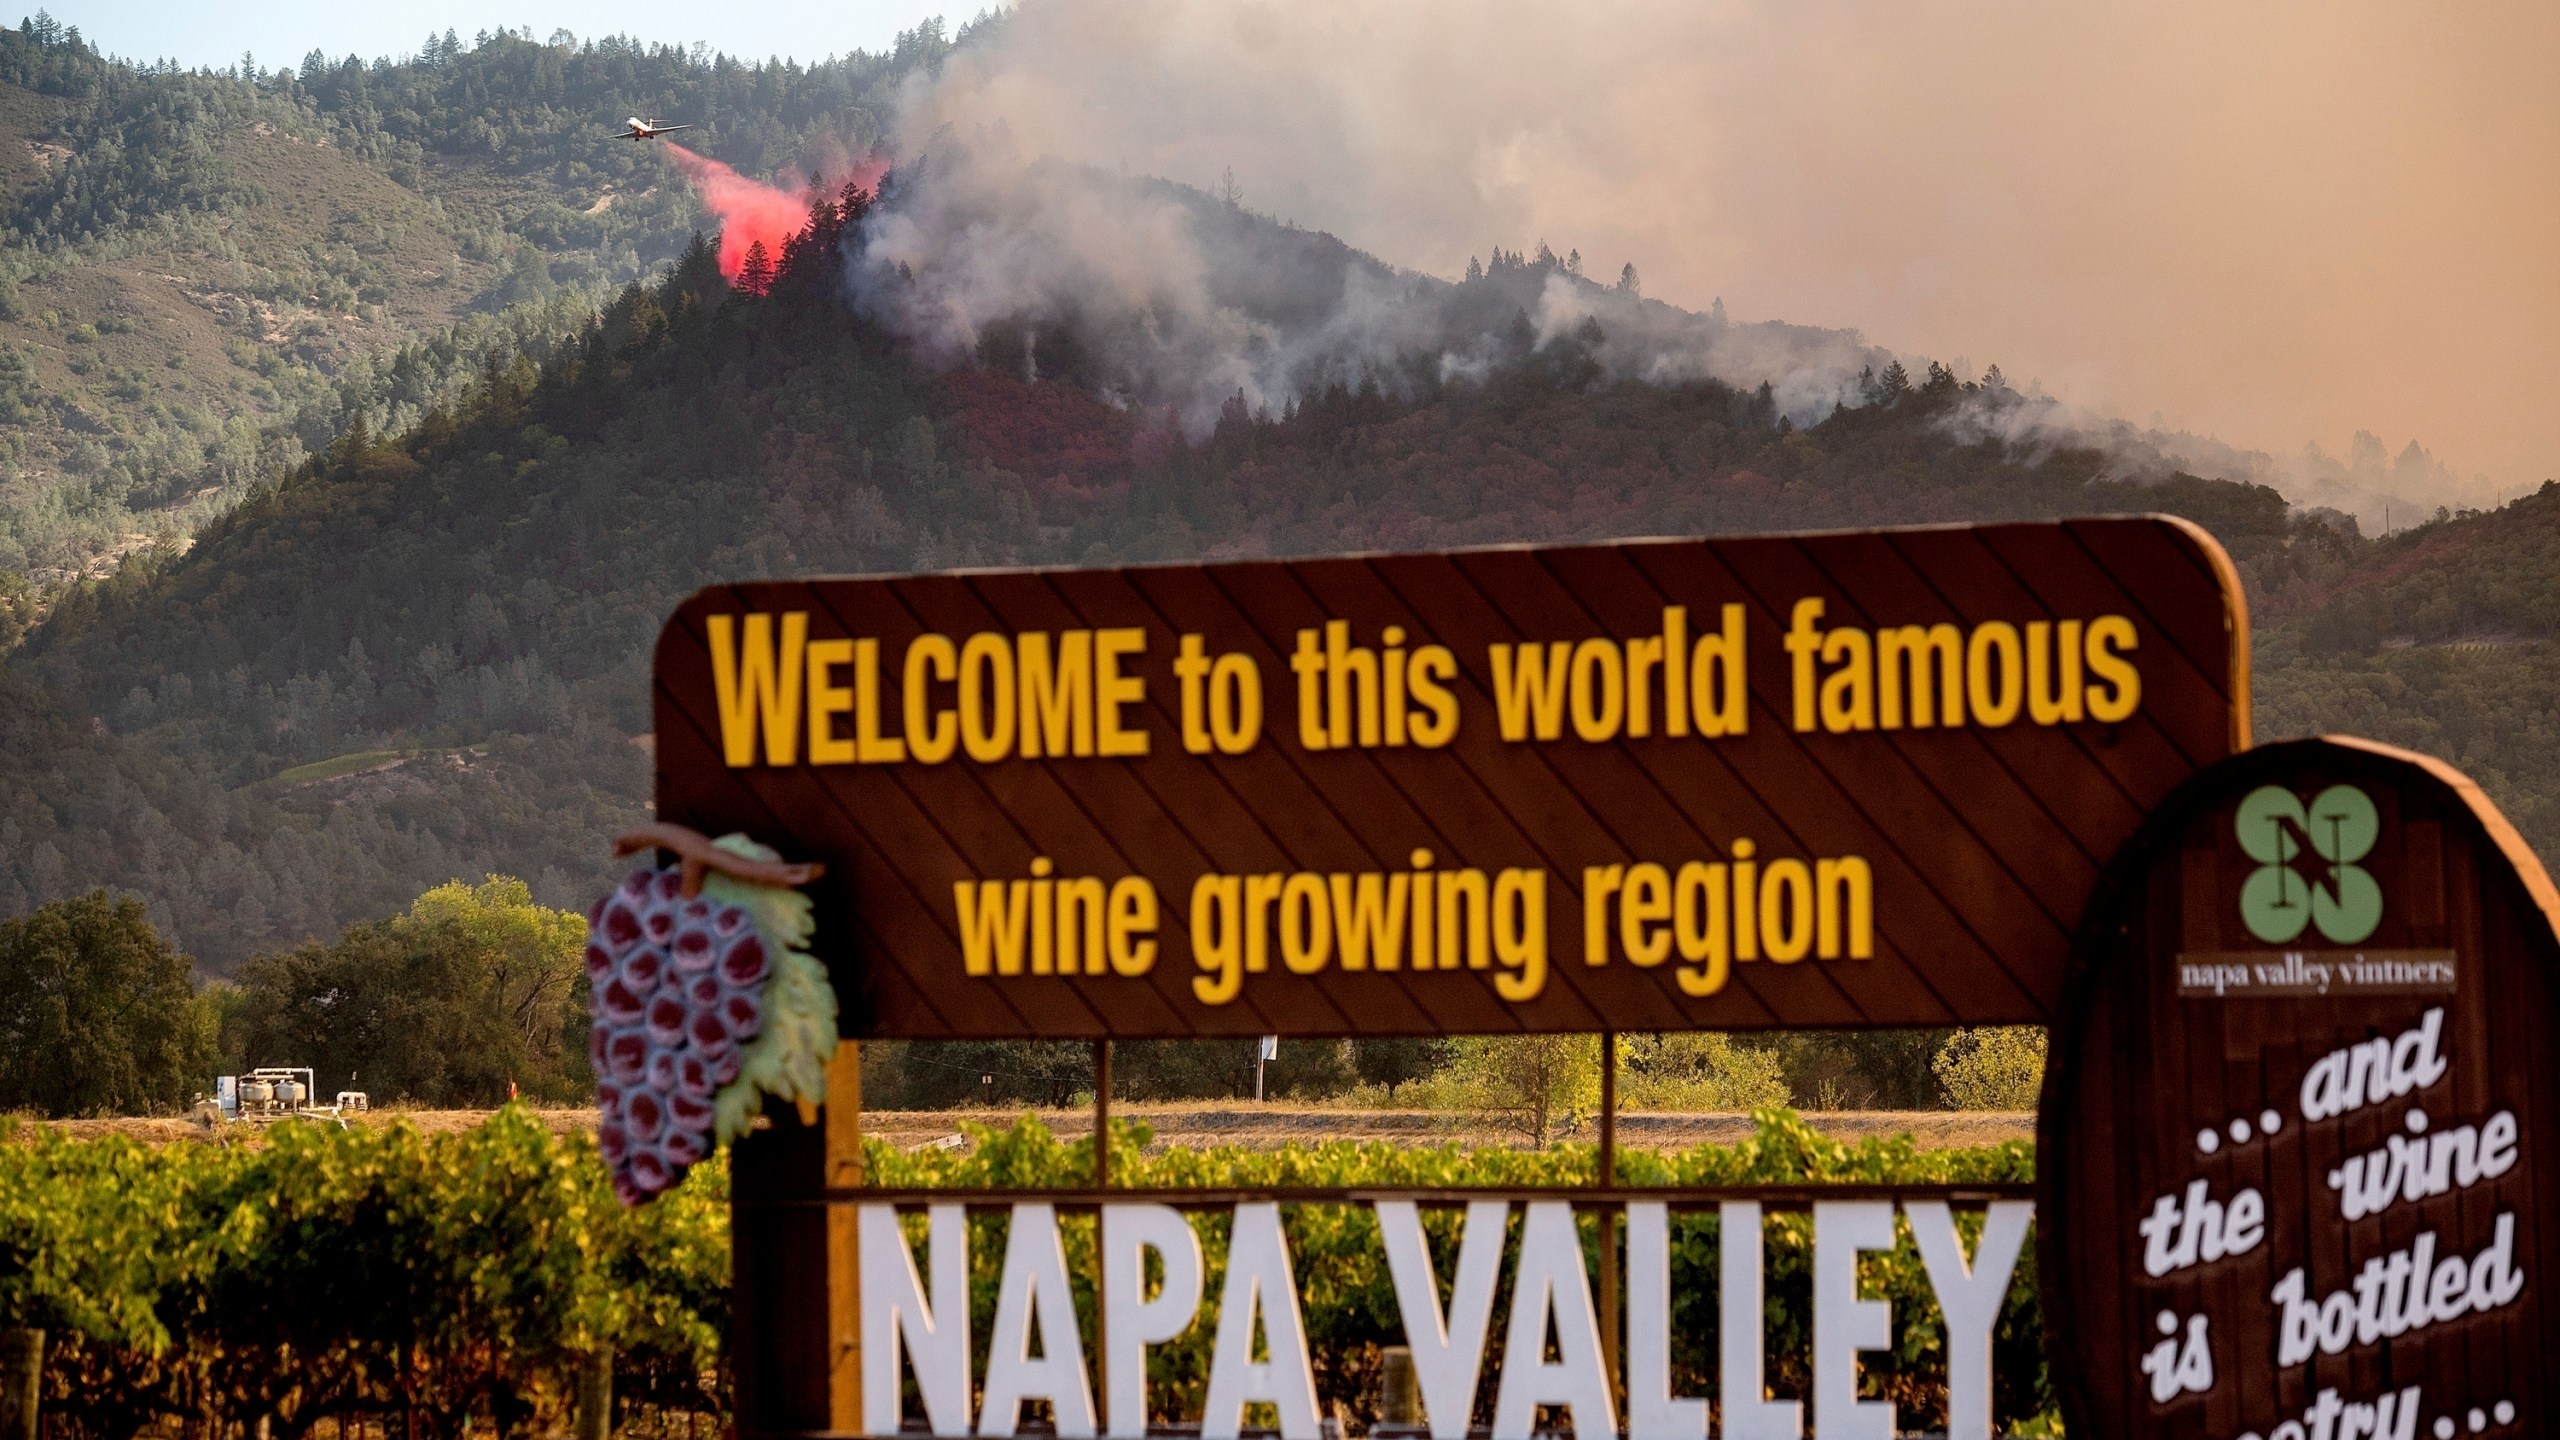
[587,864,768,1201]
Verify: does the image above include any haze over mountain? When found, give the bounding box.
[0,10,2554,987]
[885,0,2554,515]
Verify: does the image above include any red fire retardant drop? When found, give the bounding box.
[661,144,816,286]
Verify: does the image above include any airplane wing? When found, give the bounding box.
[658,123,693,134]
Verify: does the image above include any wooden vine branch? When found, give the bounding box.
[613,822,824,897]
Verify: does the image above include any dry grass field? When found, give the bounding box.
[12,1102,2034,1152]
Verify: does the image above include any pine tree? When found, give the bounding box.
[1878,359,1910,403]
[1616,263,1639,295]
[737,239,774,296]
[1465,255,1483,283]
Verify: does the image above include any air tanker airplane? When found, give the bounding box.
[618,116,693,141]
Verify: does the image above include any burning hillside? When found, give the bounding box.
[656,128,1884,442]
[659,144,886,289]
[645,0,2524,524]
[840,150,1886,437]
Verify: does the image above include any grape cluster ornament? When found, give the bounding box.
[587,826,838,1205]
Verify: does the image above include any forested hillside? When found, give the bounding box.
[0,14,954,585]
[0,213,2484,972]
[1,15,2553,1006]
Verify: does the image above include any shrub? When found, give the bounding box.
[1395,1034,1602,1145]
[1933,1027,2048,1110]
[1620,1032,1793,1111]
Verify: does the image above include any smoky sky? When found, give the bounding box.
[883,0,2558,493]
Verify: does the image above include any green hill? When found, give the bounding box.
[0,15,950,585]
[2,16,2554,978]
[0,209,2452,970]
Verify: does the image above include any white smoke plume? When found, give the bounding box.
[1934,384,2511,538]
[845,2,1888,431]
[848,141,1884,431]
[843,0,2555,497]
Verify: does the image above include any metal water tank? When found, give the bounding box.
[276,1079,305,1108]
[240,1079,273,1106]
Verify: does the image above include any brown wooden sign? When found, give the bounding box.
[2039,737,2560,1437]
[652,517,2246,1038]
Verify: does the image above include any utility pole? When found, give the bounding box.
[1255,1035,1277,1101]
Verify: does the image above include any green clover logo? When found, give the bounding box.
[2236,784,2382,944]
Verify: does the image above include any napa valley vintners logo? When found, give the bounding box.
[2237,784,2382,945]
[2176,779,2447,998]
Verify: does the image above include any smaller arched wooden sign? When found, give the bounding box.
[2041,736,2560,1439]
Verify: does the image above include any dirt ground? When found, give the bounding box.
[8,1106,601,1147]
[14,1102,2032,1151]
[864,1103,2034,1152]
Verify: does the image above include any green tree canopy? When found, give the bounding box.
[234,876,588,1106]
[0,890,213,1116]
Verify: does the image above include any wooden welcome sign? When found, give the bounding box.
[2041,737,2560,1438]
[649,516,2263,1438]
[653,517,2247,1038]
